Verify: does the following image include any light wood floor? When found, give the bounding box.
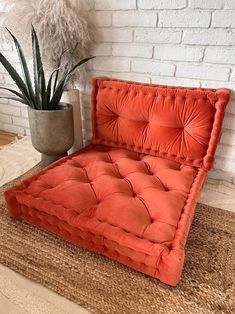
[0,132,234,313]
[0,130,18,147]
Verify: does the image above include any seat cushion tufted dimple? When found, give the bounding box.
[4,77,230,286]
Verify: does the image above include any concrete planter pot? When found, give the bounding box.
[28,103,74,168]
[61,90,83,154]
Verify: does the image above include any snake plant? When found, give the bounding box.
[0,25,94,110]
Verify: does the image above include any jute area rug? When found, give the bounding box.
[0,167,235,314]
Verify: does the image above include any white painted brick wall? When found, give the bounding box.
[216,144,235,159]
[183,29,235,45]
[0,103,21,116]
[0,113,12,124]
[223,115,235,131]
[221,132,235,145]
[91,43,112,56]
[158,11,211,28]
[188,0,224,9]
[96,28,133,42]
[204,47,235,64]
[225,0,235,9]
[0,0,235,182]
[113,12,157,27]
[95,0,136,11]
[138,0,187,10]
[91,57,130,72]
[134,29,182,43]
[112,44,153,58]
[212,10,235,27]
[176,64,230,81]
[154,45,204,61]
[131,60,175,76]
[226,99,235,115]
[12,116,30,128]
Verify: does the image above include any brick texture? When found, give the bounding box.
[95,0,136,10]
[0,0,235,181]
[138,0,187,10]
[154,45,204,62]
[188,0,224,9]
[112,12,157,27]
[212,10,235,27]
[158,11,211,28]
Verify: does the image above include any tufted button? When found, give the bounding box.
[143,120,149,125]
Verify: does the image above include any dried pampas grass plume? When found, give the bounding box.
[0,0,93,87]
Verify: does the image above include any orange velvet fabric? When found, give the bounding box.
[92,78,229,170]
[4,78,230,286]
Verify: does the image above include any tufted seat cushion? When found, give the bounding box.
[4,144,199,285]
[4,77,230,286]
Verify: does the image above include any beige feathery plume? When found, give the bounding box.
[0,0,93,87]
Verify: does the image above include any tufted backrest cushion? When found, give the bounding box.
[91,77,230,170]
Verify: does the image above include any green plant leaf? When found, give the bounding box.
[68,56,95,75]
[50,46,94,109]
[6,28,35,107]
[50,73,73,109]
[32,24,45,110]
[53,50,68,94]
[0,96,26,104]
[50,43,79,106]
[40,66,46,109]
[0,86,25,100]
[63,43,79,75]
[50,70,70,109]
[32,28,40,109]
[49,40,95,109]
[46,68,59,109]
[49,76,68,109]
[50,59,95,109]
[0,52,33,107]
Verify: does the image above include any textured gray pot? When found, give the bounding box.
[28,103,74,168]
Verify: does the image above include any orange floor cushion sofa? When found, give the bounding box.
[4,77,230,286]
